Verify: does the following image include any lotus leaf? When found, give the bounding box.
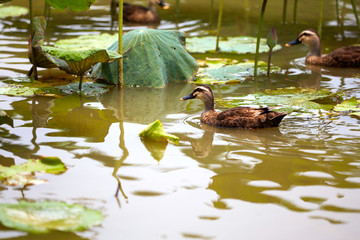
[0,201,103,233]
[0,109,13,127]
[334,97,360,116]
[186,36,281,54]
[195,58,281,84]
[91,29,198,87]
[55,33,118,50]
[139,120,179,145]
[0,156,66,186]
[45,0,96,12]
[218,87,340,113]
[0,5,28,18]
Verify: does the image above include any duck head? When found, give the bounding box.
[151,0,170,9]
[286,29,321,56]
[180,84,215,112]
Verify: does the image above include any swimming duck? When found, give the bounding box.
[180,85,287,129]
[123,0,169,24]
[286,29,360,67]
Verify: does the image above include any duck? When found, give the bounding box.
[180,84,287,129]
[123,0,169,24]
[285,29,360,67]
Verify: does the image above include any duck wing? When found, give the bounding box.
[214,107,286,128]
[123,3,150,22]
[327,46,360,67]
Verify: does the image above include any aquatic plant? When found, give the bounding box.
[254,0,268,77]
[266,27,278,77]
[139,119,179,145]
[215,0,224,52]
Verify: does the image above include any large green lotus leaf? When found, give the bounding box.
[41,46,121,75]
[195,58,281,84]
[0,5,28,18]
[0,201,103,233]
[91,29,198,87]
[218,87,339,113]
[45,0,96,12]
[139,120,179,145]
[0,109,13,127]
[186,36,282,54]
[55,33,118,51]
[0,156,66,186]
[334,97,360,113]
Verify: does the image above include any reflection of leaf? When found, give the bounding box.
[0,201,103,233]
[139,120,179,145]
[141,139,167,161]
[56,82,111,96]
[0,156,66,186]
[0,109,13,127]
[91,29,198,87]
[55,33,118,50]
[334,97,360,115]
[45,0,96,12]
[195,58,281,84]
[0,5,28,18]
[186,36,281,54]
[219,87,340,113]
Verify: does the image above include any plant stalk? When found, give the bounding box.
[118,0,124,87]
[215,0,224,52]
[254,0,268,77]
[350,0,360,28]
[293,0,298,24]
[318,0,323,37]
[282,0,287,24]
[29,0,38,80]
[267,48,272,77]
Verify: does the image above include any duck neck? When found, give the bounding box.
[148,1,157,12]
[307,40,322,57]
[202,95,215,112]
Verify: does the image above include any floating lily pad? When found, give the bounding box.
[91,29,198,87]
[45,0,96,12]
[56,82,111,96]
[218,87,340,114]
[139,120,179,145]
[55,33,118,50]
[334,97,360,117]
[186,36,282,54]
[195,58,281,84]
[0,109,13,127]
[0,5,28,18]
[0,156,66,186]
[0,201,103,233]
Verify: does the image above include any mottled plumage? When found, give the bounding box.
[123,0,169,24]
[286,29,360,68]
[180,85,287,129]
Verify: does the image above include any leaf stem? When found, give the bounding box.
[215,0,224,52]
[118,0,124,87]
[254,0,267,77]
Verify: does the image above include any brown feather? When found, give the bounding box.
[181,85,287,129]
[123,3,160,23]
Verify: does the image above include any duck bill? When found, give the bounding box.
[180,94,195,101]
[285,38,301,47]
[159,1,170,9]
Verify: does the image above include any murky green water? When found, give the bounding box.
[1,0,360,239]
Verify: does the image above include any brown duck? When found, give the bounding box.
[123,0,169,24]
[286,29,360,67]
[180,85,287,129]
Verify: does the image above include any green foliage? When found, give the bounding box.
[218,87,341,114]
[0,5,28,18]
[186,36,281,54]
[0,109,13,127]
[195,58,281,84]
[139,120,179,145]
[0,201,103,233]
[334,97,360,116]
[45,0,96,12]
[91,29,198,87]
[267,27,278,49]
[0,156,66,186]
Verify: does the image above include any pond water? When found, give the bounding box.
[1,0,360,239]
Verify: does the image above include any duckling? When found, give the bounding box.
[180,85,287,129]
[123,0,169,24]
[286,29,360,67]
